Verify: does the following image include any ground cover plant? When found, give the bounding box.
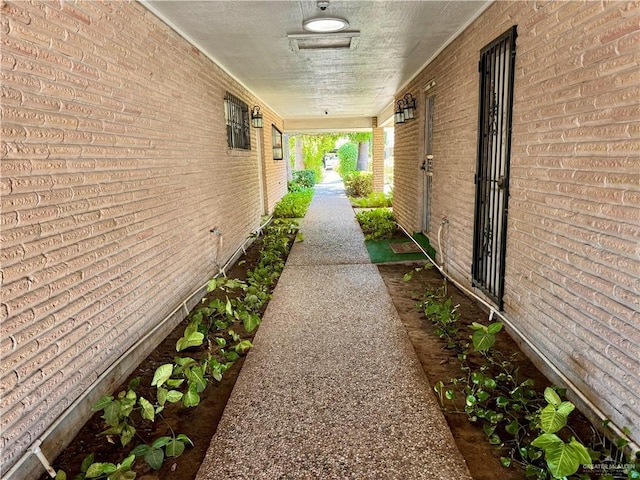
[45,215,302,480]
[355,208,398,240]
[403,265,640,480]
[272,189,314,218]
[349,191,392,208]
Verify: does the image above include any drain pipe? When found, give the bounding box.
[397,222,638,452]
[3,216,273,480]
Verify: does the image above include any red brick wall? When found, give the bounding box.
[394,1,639,442]
[0,0,286,473]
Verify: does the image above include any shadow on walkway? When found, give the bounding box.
[196,173,472,479]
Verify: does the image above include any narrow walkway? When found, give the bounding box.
[196,173,472,480]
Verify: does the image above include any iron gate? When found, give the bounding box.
[472,26,517,309]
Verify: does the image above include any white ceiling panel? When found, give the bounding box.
[143,0,490,127]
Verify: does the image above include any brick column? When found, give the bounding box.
[372,117,384,192]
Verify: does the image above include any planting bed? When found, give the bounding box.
[41,255,613,480]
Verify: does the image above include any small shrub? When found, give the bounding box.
[290,170,316,190]
[355,208,397,240]
[337,143,357,177]
[350,191,392,208]
[273,189,314,218]
[344,172,373,197]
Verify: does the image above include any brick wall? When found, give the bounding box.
[0,0,286,474]
[393,1,639,443]
[372,117,384,193]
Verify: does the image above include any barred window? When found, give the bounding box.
[224,92,251,150]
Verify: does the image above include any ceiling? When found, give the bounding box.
[142,0,490,130]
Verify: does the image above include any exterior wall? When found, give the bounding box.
[372,117,384,192]
[0,0,286,474]
[393,1,639,442]
[260,111,287,214]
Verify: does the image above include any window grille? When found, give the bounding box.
[224,92,251,150]
[472,26,517,309]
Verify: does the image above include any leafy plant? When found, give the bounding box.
[350,191,392,208]
[344,172,373,197]
[290,169,316,190]
[92,378,146,447]
[531,388,591,479]
[273,189,314,218]
[70,453,136,480]
[337,142,357,177]
[355,208,397,240]
[129,434,193,471]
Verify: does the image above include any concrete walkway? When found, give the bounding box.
[196,172,472,480]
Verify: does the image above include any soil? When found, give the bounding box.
[44,247,589,480]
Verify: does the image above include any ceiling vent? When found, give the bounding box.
[288,32,360,51]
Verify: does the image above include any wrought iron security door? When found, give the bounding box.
[472,26,517,309]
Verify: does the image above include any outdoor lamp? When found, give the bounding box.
[394,99,405,124]
[403,93,416,120]
[251,106,263,128]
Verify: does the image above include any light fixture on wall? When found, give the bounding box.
[394,99,406,124]
[394,93,417,124]
[403,93,417,120]
[251,106,263,128]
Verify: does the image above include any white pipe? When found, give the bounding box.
[397,222,638,453]
[31,441,56,478]
[3,217,274,480]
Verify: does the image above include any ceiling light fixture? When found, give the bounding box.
[303,17,349,33]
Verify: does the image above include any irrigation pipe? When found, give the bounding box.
[3,216,273,480]
[397,221,638,453]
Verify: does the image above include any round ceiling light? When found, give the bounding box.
[303,17,349,33]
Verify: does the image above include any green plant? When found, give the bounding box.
[344,172,373,197]
[350,191,392,208]
[273,189,314,218]
[92,378,146,447]
[337,142,357,177]
[530,388,592,479]
[355,208,397,240]
[290,169,316,190]
[73,453,136,480]
[129,434,193,471]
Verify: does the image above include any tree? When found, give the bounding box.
[347,132,372,171]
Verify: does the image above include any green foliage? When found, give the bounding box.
[413,282,640,480]
[289,170,316,191]
[355,208,397,240]
[71,453,136,480]
[337,142,358,177]
[290,133,340,181]
[62,219,300,479]
[350,191,392,208]
[273,189,314,218]
[344,172,373,197]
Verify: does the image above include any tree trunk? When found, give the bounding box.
[295,137,305,170]
[356,140,369,171]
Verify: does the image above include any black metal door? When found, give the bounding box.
[472,26,517,309]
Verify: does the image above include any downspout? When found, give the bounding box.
[397,221,639,453]
[2,216,273,480]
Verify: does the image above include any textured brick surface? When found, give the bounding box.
[393,0,639,443]
[0,0,286,474]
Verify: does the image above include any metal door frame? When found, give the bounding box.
[472,26,517,309]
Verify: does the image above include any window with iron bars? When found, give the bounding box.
[224,92,251,150]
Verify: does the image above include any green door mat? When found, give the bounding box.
[364,233,435,264]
